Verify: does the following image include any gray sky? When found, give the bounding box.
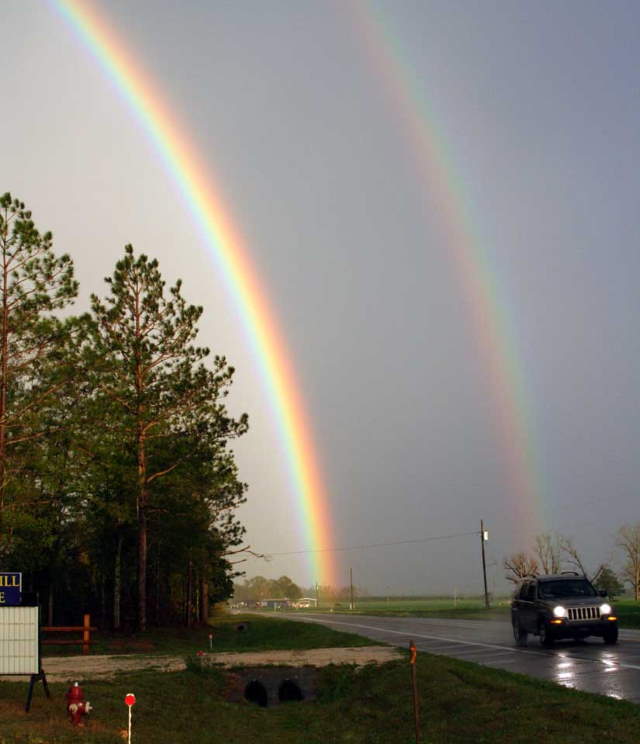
[2,0,640,594]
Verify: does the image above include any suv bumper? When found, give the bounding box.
[546,617,617,639]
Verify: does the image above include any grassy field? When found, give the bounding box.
[42,614,377,657]
[613,600,640,629]
[3,648,640,742]
[285,596,511,621]
[286,596,640,627]
[327,597,500,612]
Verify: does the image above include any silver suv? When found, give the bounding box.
[511,574,618,647]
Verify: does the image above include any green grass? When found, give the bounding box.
[613,600,640,629]
[288,597,640,628]
[42,614,378,658]
[3,651,640,742]
[286,597,511,621]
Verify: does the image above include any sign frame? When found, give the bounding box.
[0,602,50,711]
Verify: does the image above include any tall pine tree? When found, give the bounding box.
[0,193,77,557]
[91,245,247,629]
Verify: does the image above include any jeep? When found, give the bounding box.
[511,574,618,647]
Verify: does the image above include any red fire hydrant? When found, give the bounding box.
[65,681,92,726]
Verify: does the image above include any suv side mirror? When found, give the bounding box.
[599,589,607,597]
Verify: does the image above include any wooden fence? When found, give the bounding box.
[42,613,96,655]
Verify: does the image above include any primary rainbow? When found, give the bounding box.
[348,0,545,539]
[52,0,339,586]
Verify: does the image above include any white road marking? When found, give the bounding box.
[449,649,516,659]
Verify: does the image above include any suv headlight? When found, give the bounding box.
[600,603,612,615]
[553,605,566,618]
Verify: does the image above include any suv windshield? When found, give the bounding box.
[538,579,597,599]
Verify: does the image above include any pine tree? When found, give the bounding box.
[90,245,246,629]
[0,193,77,553]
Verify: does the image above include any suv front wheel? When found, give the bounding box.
[512,618,528,647]
[539,621,555,648]
[603,626,618,645]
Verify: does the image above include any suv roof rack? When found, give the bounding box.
[560,571,580,576]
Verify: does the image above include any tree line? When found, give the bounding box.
[233,575,304,601]
[233,576,371,603]
[504,526,640,599]
[0,193,249,631]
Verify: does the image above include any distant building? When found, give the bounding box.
[296,597,318,608]
[259,598,291,609]
[231,599,259,609]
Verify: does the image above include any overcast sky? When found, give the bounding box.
[3,0,640,594]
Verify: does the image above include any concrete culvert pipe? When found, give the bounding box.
[244,680,268,707]
[278,679,304,702]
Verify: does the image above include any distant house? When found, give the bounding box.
[231,599,259,609]
[296,597,318,608]
[259,598,291,609]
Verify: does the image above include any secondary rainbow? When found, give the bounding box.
[348,0,545,538]
[52,0,338,585]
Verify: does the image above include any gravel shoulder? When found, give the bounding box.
[1,645,401,683]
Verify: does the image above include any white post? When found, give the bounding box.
[124,693,136,744]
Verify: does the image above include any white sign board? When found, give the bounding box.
[0,606,39,675]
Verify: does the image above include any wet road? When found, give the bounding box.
[281,612,640,703]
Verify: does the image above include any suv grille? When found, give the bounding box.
[567,606,600,621]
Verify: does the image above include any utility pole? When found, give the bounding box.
[349,567,354,610]
[480,520,490,608]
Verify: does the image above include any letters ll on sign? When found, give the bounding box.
[0,572,22,605]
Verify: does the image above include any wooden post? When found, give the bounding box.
[409,640,420,743]
[82,614,91,655]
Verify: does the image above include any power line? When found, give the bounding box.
[262,530,479,558]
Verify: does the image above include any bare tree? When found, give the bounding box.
[558,535,604,583]
[224,544,270,566]
[504,552,539,584]
[534,533,561,574]
[558,535,588,576]
[617,523,640,600]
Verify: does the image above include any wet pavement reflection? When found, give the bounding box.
[284,613,640,704]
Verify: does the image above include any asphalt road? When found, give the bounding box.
[280,612,640,703]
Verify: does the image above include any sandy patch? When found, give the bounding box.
[0,646,401,683]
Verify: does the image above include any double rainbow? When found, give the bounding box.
[52,0,338,585]
[349,0,544,537]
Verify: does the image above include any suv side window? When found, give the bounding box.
[518,582,529,600]
[525,583,537,601]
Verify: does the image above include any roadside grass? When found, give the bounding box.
[614,600,640,629]
[288,597,640,627]
[2,653,640,742]
[42,614,378,658]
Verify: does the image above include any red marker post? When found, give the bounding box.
[409,642,420,743]
[124,693,136,744]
